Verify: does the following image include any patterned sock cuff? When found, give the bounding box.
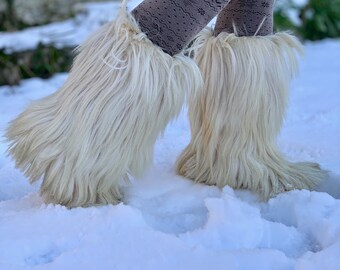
[214,0,274,36]
[132,0,231,56]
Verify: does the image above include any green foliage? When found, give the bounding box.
[274,0,340,40]
[300,0,340,40]
[274,12,295,32]
[0,44,75,86]
[274,0,299,32]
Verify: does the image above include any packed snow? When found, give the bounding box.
[0,1,340,270]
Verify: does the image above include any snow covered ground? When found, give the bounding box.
[1,1,340,270]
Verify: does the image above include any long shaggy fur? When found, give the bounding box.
[6,2,202,208]
[177,29,326,199]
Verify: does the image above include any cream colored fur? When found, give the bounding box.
[177,29,326,199]
[6,1,202,208]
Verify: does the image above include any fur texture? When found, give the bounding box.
[6,2,202,208]
[177,29,326,199]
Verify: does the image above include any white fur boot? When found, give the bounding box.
[6,2,202,207]
[176,29,326,199]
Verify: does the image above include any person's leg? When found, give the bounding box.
[176,0,326,199]
[132,0,230,56]
[6,0,230,208]
[214,0,273,36]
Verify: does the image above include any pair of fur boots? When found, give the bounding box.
[6,3,326,207]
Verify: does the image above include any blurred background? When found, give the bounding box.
[0,0,339,86]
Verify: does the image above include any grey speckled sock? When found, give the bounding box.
[131,0,231,56]
[214,0,274,36]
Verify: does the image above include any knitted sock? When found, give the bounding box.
[132,0,231,56]
[214,0,274,36]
